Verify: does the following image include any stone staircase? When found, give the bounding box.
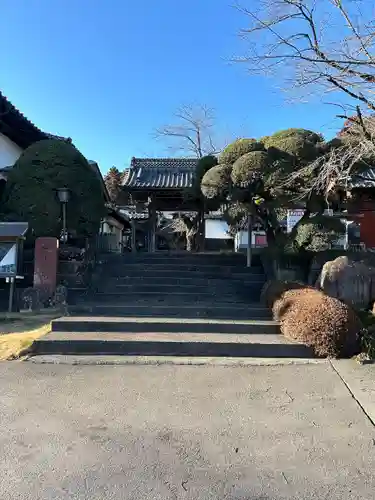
[34,252,313,359]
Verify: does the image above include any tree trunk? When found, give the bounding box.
[186,230,195,252]
[196,209,205,252]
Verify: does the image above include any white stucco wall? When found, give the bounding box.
[0,133,22,169]
[100,216,124,253]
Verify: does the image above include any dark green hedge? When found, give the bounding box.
[1,139,106,239]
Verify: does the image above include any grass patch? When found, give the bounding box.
[0,312,60,360]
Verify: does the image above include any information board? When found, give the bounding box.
[0,242,17,276]
[287,209,305,233]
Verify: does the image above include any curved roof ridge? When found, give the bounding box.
[130,157,198,168]
[131,156,198,161]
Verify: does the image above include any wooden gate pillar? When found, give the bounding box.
[131,221,136,253]
[148,195,157,252]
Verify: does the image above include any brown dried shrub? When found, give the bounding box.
[272,287,316,321]
[260,280,306,310]
[279,288,362,358]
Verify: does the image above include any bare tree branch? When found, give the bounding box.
[235,0,375,112]
[281,113,375,201]
[154,104,222,158]
[333,0,373,61]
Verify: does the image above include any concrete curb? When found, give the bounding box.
[330,359,375,427]
[26,354,328,366]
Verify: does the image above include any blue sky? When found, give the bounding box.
[1,0,345,173]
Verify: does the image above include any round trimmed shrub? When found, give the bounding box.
[195,155,218,183]
[260,280,306,310]
[262,128,323,162]
[2,139,106,239]
[201,163,232,199]
[272,286,314,321]
[278,288,362,358]
[295,216,345,253]
[231,151,269,187]
[190,155,219,201]
[219,139,265,165]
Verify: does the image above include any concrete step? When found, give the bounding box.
[101,284,263,294]
[68,303,271,320]
[102,253,247,262]
[103,269,266,279]
[88,292,261,303]
[28,355,323,365]
[52,316,279,334]
[114,253,246,264]
[115,262,253,270]
[104,263,263,273]
[33,331,313,358]
[108,276,265,286]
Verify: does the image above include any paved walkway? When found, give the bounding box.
[0,362,374,499]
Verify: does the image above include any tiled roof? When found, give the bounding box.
[349,168,375,188]
[119,207,226,221]
[122,157,198,189]
[106,207,130,226]
[0,91,48,148]
[119,207,149,220]
[128,212,150,220]
[45,133,71,142]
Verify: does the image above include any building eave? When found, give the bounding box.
[122,157,198,190]
[105,207,131,228]
[0,91,48,149]
[89,160,111,204]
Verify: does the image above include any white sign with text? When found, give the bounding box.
[287,209,305,233]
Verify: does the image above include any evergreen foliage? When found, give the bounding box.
[1,139,106,239]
